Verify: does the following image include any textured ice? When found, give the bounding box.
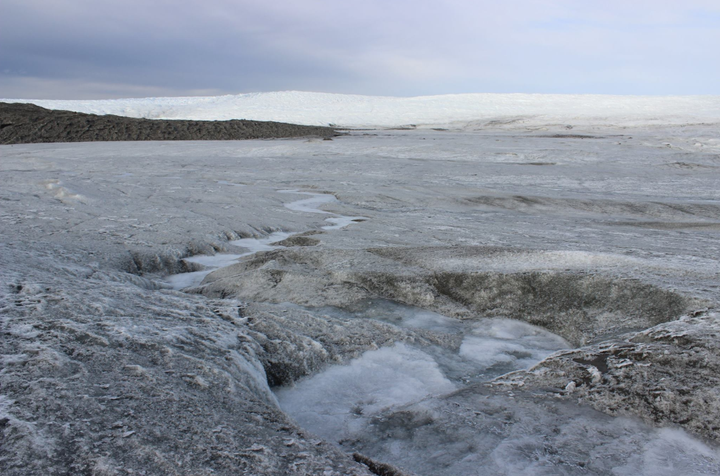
[276,302,570,445]
[347,300,465,334]
[228,232,292,254]
[166,189,366,289]
[279,190,367,230]
[279,190,337,214]
[321,216,367,231]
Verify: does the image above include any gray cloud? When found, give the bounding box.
[1,0,719,99]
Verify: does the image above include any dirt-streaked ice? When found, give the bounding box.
[2,96,720,475]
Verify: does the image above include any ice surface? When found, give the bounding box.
[228,232,292,254]
[321,216,367,231]
[216,180,245,187]
[279,190,367,230]
[276,302,569,445]
[352,397,720,476]
[6,91,720,129]
[165,269,215,290]
[611,428,720,476]
[345,300,466,334]
[3,116,720,474]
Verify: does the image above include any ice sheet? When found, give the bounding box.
[9,91,720,129]
[3,100,720,475]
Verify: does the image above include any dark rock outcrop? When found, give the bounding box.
[0,102,338,144]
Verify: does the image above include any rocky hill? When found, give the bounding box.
[0,102,337,144]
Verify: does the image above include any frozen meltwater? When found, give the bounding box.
[276,303,570,443]
[279,190,336,214]
[275,302,720,475]
[274,342,456,444]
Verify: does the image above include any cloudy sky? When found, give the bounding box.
[2,0,719,99]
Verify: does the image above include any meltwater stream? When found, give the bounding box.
[166,190,365,289]
[165,231,291,289]
[278,189,367,230]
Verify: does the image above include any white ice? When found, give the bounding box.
[279,190,337,214]
[321,216,367,231]
[612,428,720,476]
[216,180,245,187]
[228,232,292,254]
[7,91,720,129]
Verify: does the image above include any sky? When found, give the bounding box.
[1,0,720,99]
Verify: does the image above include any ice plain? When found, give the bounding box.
[2,93,720,475]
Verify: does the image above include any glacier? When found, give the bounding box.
[2,92,720,475]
